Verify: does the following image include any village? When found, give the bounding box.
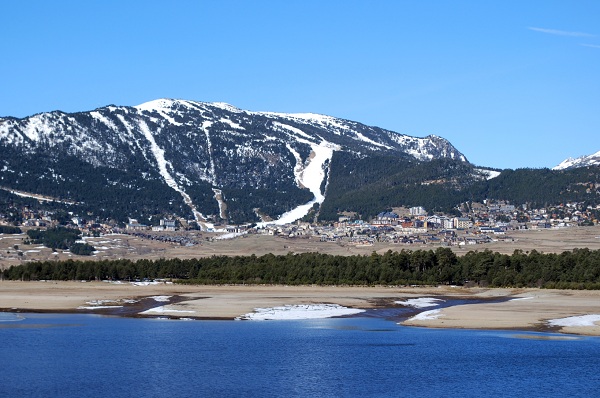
[2,199,599,251]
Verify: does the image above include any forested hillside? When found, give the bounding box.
[320,155,600,221]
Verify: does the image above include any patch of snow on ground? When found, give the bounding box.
[130,281,162,286]
[395,298,445,308]
[407,309,443,321]
[137,120,205,224]
[273,122,314,140]
[141,306,195,314]
[237,304,365,320]
[264,112,350,133]
[2,188,76,204]
[78,305,124,310]
[212,188,226,219]
[135,99,184,126]
[353,131,391,149]
[149,296,171,302]
[475,168,501,180]
[215,232,247,240]
[219,118,243,129]
[547,314,600,327]
[90,111,121,133]
[258,140,337,226]
[510,296,535,301]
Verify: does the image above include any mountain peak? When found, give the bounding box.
[0,98,469,226]
[553,150,600,170]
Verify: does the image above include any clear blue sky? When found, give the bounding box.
[2,1,598,169]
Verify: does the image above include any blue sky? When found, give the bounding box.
[1,1,598,169]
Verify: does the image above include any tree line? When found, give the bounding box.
[3,248,600,289]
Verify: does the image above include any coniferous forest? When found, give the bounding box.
[3,248,600,289]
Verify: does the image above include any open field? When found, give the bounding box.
[1,281,599,336]
[2,225,600,270]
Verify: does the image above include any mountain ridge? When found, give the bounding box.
[0,99,469,227]
[554,150,600,170]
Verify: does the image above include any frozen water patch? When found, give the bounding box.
[237,304,365,320]
[395,298,444,308]
[548,314,600,327]
[0,313,25,322]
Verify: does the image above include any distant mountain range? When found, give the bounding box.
[554,150,600,170]
[1,99,599,227]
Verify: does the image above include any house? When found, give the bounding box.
[127,219,149,231]
[161,219,177,231]
[409,206,426,216]
[454,217,472,229]
[373,212,399,226]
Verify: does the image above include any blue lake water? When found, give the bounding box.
[1,312,599,398]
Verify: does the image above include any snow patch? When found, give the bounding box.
[212,188,226,219]
[407,309,443,321]
[395,298,445,308]
[547,314,600,327]
[476,168,501,180]
[510,296,534,301]
[78,305,123,310]
[215,231,247,240]
[353,131,391,149]
[149,296,171,302]
[219,118,243,130]
[258,140,338,226]
[553,150,600,170]
[236,304,365,320]
[141,306,195,314]
[137,120,205,223]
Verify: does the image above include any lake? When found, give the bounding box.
[1,312,599,397]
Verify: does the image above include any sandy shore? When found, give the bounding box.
[1,281,600,336]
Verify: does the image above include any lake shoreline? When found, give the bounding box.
[1,281,600,335]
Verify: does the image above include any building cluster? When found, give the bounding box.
[254,202,600,247]
[1,201,599,249]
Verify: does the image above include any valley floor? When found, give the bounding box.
[2,225,600,269]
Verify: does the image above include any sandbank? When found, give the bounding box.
[1,281,600,335]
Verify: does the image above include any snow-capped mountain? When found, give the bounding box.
[553,150,600,170]
[0,99,467,227]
